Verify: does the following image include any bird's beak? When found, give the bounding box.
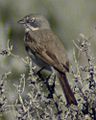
[17,19,25,24]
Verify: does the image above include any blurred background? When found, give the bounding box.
[0,0,96,73]
[0,0,96,119]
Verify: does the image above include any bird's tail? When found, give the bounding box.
[58,72,77,105]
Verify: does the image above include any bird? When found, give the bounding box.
[18,14,77,105]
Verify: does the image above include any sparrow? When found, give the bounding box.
[18,14,77,105]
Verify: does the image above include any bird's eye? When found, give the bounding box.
[28,19,36,26]
[28,20,32,23]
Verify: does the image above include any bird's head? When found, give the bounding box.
[18,14,50,32]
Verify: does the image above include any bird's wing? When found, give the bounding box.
[25,30,69,72]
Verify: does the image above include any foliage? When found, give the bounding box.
[0,34,96,120]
